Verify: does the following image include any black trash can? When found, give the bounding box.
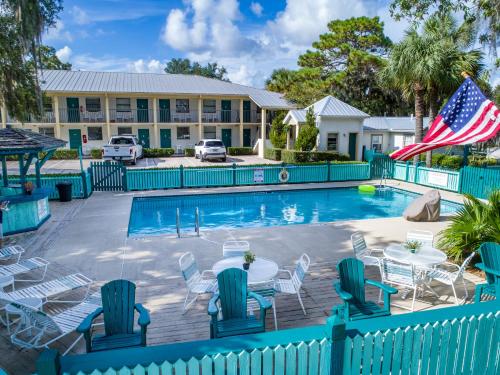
[55,181,73,202]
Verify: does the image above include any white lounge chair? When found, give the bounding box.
[222,240,250,258]
[0,257,49,282]
[0,245,25,263]
[379,258,425,311]
[10,292,101,354]
[423,252,475,305]
[179,252,217,312]
[351,232,382,266]
[275,253,310,315]
[406,230,434,247]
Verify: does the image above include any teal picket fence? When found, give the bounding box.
[330,163,370,181]
[90,162,125,191]
[126,168,181,190]
[460,166,500,199]
[36,301,499,375]
[183,167,234,187]
[364,150,393,178]
[392,162,461,192]
[8,173,91,199]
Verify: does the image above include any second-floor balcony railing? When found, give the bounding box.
[59,109,106,123]
[7,111,56,124]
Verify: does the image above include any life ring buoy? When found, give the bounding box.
[279,168,289,183]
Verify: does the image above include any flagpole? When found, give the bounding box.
[461,71,470,166]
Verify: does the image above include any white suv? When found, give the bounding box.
[195,139,227,162]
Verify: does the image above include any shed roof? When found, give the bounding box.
[39,70,295,110]
[0,128,66,154]
[363,117,430,133]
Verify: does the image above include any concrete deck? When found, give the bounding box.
[0,180,480,374]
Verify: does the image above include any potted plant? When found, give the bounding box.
[243,251,256,270]
[23,181,34,195]
[404,240,422,254]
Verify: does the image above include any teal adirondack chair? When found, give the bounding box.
[77,280,150,353]
[208,268,271,339]
[332,258,397,321]
[475,242,500,303]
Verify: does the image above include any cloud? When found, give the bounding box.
[250,2,263,17]
[44,20,73,42]
[56,46,72,62]
[70,6,90,25]
[70,54,166,74]
[128,59,164,73]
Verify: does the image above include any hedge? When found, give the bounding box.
[184,148,195,157]
[90,149,102,159]
[227,147,253,156]
[143,148,175,158]
[264,148,282,161]
[281,150,351,163]
[43,149,79,160]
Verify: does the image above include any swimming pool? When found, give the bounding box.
[128,187,460,237]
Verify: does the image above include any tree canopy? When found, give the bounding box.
[295,108,319,151]
[27,45,71,70]
[266,17,412,116]
[165,58,229,81]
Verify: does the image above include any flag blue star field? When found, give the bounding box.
[391,78,499,161]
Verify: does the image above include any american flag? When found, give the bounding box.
[390,77,499,161]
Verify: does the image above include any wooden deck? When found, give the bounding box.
[0,258,482,374]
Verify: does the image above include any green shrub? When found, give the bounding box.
[281,150,310,163]
[90,149,102,159]
[269,111,287,149]
[295,108,318,151]
[281,150,351,163]
[310,151,350,162]
[468,156,497,167]
[264,148,282,161]
[38,149,79,160]
[227,147,253,156]
[143,148,175,158]
[184,148,195,157]
[431,153,446,167]
[439,155,463,170]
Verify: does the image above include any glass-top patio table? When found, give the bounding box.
[212,257,279,284]
[384,244,447,267]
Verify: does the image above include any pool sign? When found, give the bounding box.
[427,171,449,187]
[253,168,264,183]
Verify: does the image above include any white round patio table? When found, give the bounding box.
[384,244,447,267]
[212,257,279,284]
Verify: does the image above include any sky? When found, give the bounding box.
[44,0,497,88]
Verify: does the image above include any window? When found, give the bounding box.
[88,126,103,141]
[204,126,216,139]
[116,98,131,112]
[205,140,224,147]
[203,99,216,113]
[327,133,338,151]
[403,134,413,147]
[86,98,101,112]
[111,137,134,145]
[371,134,383,152]
[176,99,190,113]
[39,127,55,137]
[177,126,190,140]
[118,127,132,135]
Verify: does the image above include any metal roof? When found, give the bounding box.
[0,128,66,154]
[39,70,294,110]
[363,117,430,133]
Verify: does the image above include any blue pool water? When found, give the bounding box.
[128,187,460,237]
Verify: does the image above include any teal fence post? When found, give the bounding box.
[121,163,128,192]
[232,163,237,186]
[414,162,420,184]
[81,171,88,198]
[327,160,331,182]
[36,349,60,375]
[327,312,346,374]
[179,165,184,188]
[368,160,372,179]
[405,161,409,182]
[458,166,464,193]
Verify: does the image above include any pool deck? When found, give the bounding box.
[0,180,480,374]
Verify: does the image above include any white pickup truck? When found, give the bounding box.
[102,135,144,164]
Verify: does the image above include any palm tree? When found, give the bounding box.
[379,14,483,165]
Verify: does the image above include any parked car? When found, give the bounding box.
[102,135,143,164]
[195,139,227,162]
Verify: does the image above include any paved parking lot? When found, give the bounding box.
[7,155,280,174]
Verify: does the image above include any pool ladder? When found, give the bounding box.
[379,168,389,188]
[176,207,200,238]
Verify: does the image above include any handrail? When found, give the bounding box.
[176,208,180,238]
[194,207,200,236]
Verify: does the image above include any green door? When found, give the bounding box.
[160,129,171,148]
[221,100,231,123]
[137,99,149,123]
[243,128,251,147]
[159,99,170,122]
[243,100,251,122]
[69,129,82,149]
[348,133,357,160]
[66,97,80,123]
[221,129,232,147]
[138,129,150,148]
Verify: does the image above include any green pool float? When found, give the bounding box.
[358,184,376,193]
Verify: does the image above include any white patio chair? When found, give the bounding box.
[379,258,426,311]
[0,257,49,282]
[222,240,250,258]
[274,253,310,315]
[0,245,25,263]
[9,292,101,354]
[179,252,217,312]
[406,230,434,247]
[351,232,383,266]
[248,280,278,330]
[423,252,475,305]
